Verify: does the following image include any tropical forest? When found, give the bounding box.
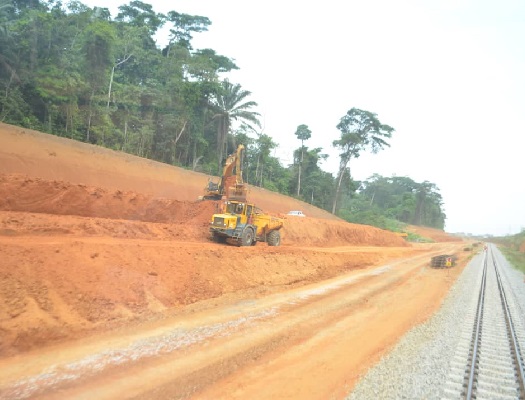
[0,0,446,231]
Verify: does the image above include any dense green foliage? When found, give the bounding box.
[338,174,446,231]
[0,0,447,231]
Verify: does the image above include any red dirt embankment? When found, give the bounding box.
[0,122,460,357]
[0,173,407,247]
[0,123,337,219]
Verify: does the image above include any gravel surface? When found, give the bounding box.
[346,245,525,400]
[494,247,525,341]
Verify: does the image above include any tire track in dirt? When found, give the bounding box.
[0,254,436,400]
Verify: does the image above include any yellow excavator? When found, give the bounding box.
[202,144,247,201]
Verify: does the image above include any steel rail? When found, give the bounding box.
[492,256,525,399]
[465,251,487,399]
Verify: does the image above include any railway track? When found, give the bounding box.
[442,245,525,400]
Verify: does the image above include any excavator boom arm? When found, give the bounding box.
[202,144,247,201]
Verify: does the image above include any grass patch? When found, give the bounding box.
[406,232,433,243]
[492,230,525,274]
[498,246,525,274]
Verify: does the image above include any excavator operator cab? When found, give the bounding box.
[206,180,219,192]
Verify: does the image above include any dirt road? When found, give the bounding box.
[0,122,469,398]
[0,241,467,399]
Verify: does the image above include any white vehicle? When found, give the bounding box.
[287,210,306,217]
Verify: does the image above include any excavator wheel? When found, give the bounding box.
[239,227,254,246]
[267,230,281,246]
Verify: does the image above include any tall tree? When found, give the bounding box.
[0,0,19,122]
[291,147,332,208]
[412,181,444,228]
[0,0,13,37]
[115,1,164,35]
[332,108,394,214]
[82,20,116,143]
[294,123,311,196]
[211,79,260,173]
[253,133,277,187]
[165,11,210,51]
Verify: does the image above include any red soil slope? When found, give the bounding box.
[0,122,460,357]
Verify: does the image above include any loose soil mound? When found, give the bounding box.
[0,173,217,225]
[0,122,462,356]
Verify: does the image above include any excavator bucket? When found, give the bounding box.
[227,184,248,202]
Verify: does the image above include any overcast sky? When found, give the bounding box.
[82,0,525,236]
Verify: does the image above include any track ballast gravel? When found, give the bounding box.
[346,245,525,400]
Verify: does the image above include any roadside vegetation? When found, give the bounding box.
[0,0,446,232]
[493,231,525,274]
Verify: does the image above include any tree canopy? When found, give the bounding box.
[348,174,446,230]
[332,108,394,214]
[0,0,448,235]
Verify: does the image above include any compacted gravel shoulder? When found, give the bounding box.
[346,246,525,400]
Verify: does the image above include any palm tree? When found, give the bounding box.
[212,80,261,172]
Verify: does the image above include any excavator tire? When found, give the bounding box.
[239,227,254,247]
[267,230,281,246]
